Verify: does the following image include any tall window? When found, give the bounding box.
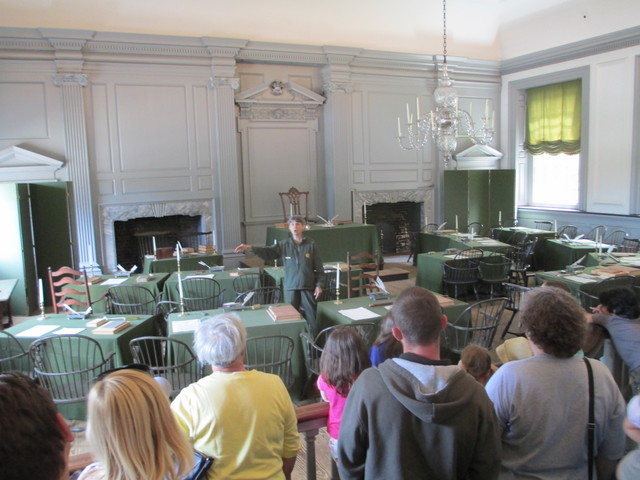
[524,79,582,209]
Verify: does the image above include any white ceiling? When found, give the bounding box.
[2,0,639,60]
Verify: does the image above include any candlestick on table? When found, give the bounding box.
[37,278,46,320]
[334,263,343,304]
[152,236,157,256]
[455,215,459,231]
[177,273,186,315]
[498,211,502,225]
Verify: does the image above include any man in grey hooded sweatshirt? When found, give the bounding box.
[338,286,501,480]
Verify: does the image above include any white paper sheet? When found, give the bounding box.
[53,327,85,335]
[171,319,201,333]
[102,278,128,286]
[338,307,381,321]
[16,325,59,337]
[184,274,215,280]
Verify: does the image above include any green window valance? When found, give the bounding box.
[524,79,582,155]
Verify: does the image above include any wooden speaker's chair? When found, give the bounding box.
[279,186,309,222]
[244,335,295,389]
[344,251,380,299]
[48,266,92,314]
[29,334,115,407]
[107,285,157,315]
[129,336,203,398]
[235,286,282,306]
[443,297,508,356]
[180,277,224,311]
[0,330,32,375]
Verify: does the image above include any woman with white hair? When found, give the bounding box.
[171,313,300,480]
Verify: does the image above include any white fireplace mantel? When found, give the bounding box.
[352,188,434,225]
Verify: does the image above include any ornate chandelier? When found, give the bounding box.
[397,0,495,168]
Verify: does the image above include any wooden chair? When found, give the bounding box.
[29,334,115,406]
[500,283,531,339]
[557,225,578,239]
[129,336,203,398]
[619,238,640,253]
[509,238,537,286]
[584,225,607,241]
[604,230,628,248]
[235,286,282,306]
[279,186,309,222]
[478,257,511,298]
[180,277,224,311]
[344,251,380,299]
[465,222,483,235]
[0,330,31,375]
[317,268,337,302]
[47,266,92,314]
[442,258,480,300]
[244,335,295,388]
[299,322,378,377]
[232,272,276,298]
[534,221,553,231]
[107,285,157,315]
[443,298,508,357]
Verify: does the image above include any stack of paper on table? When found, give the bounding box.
[267,305,302,322]
[102,278,128,286]
[92,318,131,335]
[338,307,381,321]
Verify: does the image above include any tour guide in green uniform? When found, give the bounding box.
[234,216,325,334]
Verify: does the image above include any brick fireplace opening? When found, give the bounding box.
[365,201,422,254]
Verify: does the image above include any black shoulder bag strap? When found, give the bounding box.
[584,357,595,480]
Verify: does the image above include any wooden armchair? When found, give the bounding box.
[47,266,92,314]
[279,186,309,222]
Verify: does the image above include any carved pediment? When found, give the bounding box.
[0,146,65,182]
[453,143,503,170]
[236,80,325,121]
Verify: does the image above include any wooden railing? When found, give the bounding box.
[68,402,331,479]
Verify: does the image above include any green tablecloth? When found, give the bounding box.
[167,308,308,399]
[84,273,169,313]
[5,313,156,419]
[584,252,640,268]
[418,232,510,255]
[265,223,380,263]
[534,267,608,296]
[142,253,223,274]
[264,264,363,300]
[162,268,262,304]
[316,294,468,333]
[544,239,601,271]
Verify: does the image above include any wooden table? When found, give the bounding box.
[162,268,262,304]
[0,278,18,328]
[5,313,157,419]
[534,267,615,296]
[266,223,380,263]
[584,252,640,268]
[316,294,469,333]
[82,273,169,313]
[142,253,223,274]
[418,232,510,255]
[168,307,308,398]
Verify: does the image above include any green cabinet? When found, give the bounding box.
[444,170,515,232]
